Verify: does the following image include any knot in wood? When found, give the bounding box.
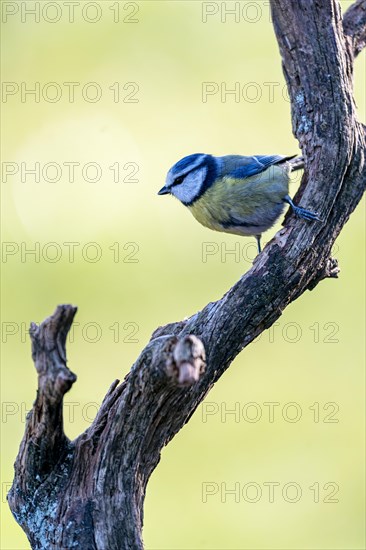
[169,335,206,387]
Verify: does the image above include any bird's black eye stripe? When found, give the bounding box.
[173,175,185,185]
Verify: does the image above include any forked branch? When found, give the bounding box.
[8,1,366,548]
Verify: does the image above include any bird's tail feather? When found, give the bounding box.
[288,156,305,172]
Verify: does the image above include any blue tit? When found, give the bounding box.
[158,153,320,253]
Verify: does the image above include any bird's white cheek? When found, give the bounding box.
[172,167,208,204]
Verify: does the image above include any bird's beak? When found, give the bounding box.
[158,186,170,195]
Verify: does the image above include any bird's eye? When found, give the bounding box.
[174,175,184,185]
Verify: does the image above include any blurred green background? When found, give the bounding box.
[1,1,365,549]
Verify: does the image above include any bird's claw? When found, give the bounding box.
[292,205,322,222]
[284,195,322,222]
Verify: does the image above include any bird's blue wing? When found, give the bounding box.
[228,155,287,179]
[254,155,286,168]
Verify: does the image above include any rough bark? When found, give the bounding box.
[8,1,366,549]
[343,0,366,57]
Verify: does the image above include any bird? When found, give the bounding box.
[158,153,320,253]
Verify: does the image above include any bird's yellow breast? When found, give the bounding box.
[188,164,290,235]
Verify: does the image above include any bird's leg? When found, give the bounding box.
[255,235,262,254]
[284,195,321,222]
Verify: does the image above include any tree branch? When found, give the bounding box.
[8,1,366,548]
[343,0,366,57]
[16,305,77,485]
